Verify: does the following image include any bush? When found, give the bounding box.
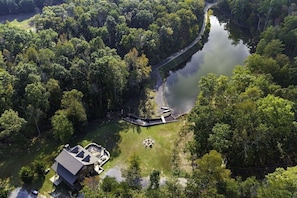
[19,166,34,184]
[32,160,45,177]
[0,179,12,198]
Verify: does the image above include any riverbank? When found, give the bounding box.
[151,2,218,117]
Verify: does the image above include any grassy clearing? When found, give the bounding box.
[0,136,61,186]
[3,119,183,196]
[105,121,183,176]
[0,12,36,31]
[8,18,35,31]
[75,120,183,176]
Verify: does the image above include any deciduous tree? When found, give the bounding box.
[61,89,87,129]
[24,82,49,136]
[122,154,142,190]
[0,109,26,139]
[51,110,74,142]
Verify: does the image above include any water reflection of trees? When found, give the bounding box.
[213,9,257,53]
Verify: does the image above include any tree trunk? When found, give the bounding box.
[35,119,41,137]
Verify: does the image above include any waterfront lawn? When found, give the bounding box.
[0,119,182,196]
[79,120,183,176]
[40,120,182,195]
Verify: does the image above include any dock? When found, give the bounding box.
[123,114,178,127]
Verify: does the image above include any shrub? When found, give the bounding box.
[19,166,34,184]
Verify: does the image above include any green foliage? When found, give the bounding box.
[257,94,294,132]
[81,185,105,198]
[83,174,152,197]
[208,123,232,153]
[218,0,297,34]
[60,89,87,126]
[101,176,118,194]
[0,24,32,57]
[19,166,34,184]
[163,178,184,198]
[0,109,26,138]
[238,176,259,198]
[257,167,297,197]
[122,154,142,190]
[0,0,206,141]
[190,61,297,172]
[0,0,65,15]
[1,1,297,197]
[51,110,74,142]
[0,69,14,113]
[33,0,204,64]
[19,159,46,185]
[0,178,12,198]
[124,48,151,91]
[24,81,49,136]
[45,78,61,116]
[185,150,238,198]
[149,170,160,190]
[33,161,45,177]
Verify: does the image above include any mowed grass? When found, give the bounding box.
[8,18,35,31]
[77,120,183,176]
[117,123,182,176]
[0,136,61,186]
[0,119,183,196]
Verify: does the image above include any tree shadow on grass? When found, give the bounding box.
[23,176,46,194]
[0,138,50,186]
[131,123,142,134]
[70,119,130,160]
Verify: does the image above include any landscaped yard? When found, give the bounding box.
[77,120,183,176]
[1,119,183,197]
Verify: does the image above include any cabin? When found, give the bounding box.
[51,143,110,191]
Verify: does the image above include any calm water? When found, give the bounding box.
[165,15,250,116]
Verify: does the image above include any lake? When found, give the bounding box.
[165,15,250,116]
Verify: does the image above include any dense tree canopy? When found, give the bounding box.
[2,0,297,196]
[189,69,297,175]
[187,0,297,180]
[34,0,205,64]
[218,0,297,34]
[0,0,205,140]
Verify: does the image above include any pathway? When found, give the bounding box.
[102,166,187,188]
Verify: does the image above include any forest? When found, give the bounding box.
[1,0,297,197]
[0,0,205,142]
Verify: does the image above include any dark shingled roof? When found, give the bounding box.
[54,149,83,175]
[51,161,78,185]
[51,143,110,190]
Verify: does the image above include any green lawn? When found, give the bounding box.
[108,122,182,176]
[0,119,183,196]
[76,120,183,176]
[0,136,61,186]
[8,18,35,31]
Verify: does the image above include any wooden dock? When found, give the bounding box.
[123,114,178,127]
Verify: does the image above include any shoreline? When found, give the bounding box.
[152,2,218,118]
